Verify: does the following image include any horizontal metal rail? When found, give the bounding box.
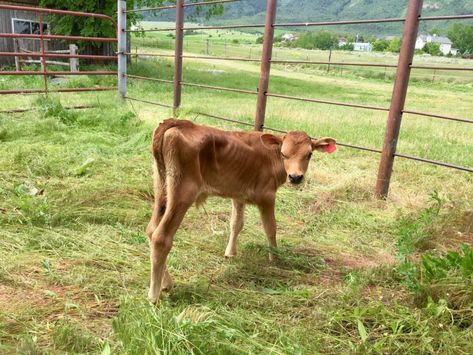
[195,111,383,153]
[183,55,261,62]
[125,23,265,32]
[393,153,473,172]
[0,71,117,76]
[266,92,389,112]
[194,111,254,127]
[0,33,117,43]
[271,59,397,68]
[0,4,116,26]
[0,105,97,114]
[0,52,117,60]
[181,81,258,95]
[125,0,240,13]
[402,110,473,124]
[125,96,173,108]
[125,53,473,71]
[274,17,406,28]
[124,52,175,58]
[419,14,473,21]
[410,65,473,71]
[0,87,116,95]
[126,74,174,84]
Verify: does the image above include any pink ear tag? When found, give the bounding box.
[325,143,337,154]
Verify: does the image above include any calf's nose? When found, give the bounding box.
[289,174,304,184]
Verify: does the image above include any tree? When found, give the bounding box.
[40,0,224,47]
[372,39,389,52]
[388,38,402,53]
[447,23,473,55]
[423,42,442,56]
[339,43,354,51]
[294,31,338,50]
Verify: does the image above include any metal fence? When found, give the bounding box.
[0,4,117,111]
[118,0,473,197]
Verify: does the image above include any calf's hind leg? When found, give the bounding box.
[148,182,197,304]
[225,200,245,257]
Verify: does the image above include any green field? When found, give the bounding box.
[0,25,472,354]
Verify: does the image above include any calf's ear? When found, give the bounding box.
[312,137,337,154]
[261,134,283,148]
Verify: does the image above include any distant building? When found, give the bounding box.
[281,33,295,43]
[353,42,372,52]
[415,34,456,55]
[338,37,348,47]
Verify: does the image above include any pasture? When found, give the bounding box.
[0,25,472,354]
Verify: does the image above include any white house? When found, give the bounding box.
[281,33,295,43]
[415,34,456,55]
[353,42,372,52]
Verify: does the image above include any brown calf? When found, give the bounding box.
[146,119,336,303]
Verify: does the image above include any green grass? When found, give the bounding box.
[0,32,472,353]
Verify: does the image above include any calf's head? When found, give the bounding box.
[261,131,336,185]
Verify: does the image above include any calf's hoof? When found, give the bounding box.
[148,289,159,305]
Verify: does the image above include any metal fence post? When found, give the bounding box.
[255,0,277,131]
[173,0,185,115]
[375,0,423,198]
[117,0,127,98]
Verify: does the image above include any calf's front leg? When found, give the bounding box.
[225,199,245,257]
[258,200,278,262]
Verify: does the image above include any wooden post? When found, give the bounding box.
[254,0,277,131]
[206,39,209,55]
[13,39,21,71]
[117,0,127,98]
[327,48,332,73]
[173,0,184,115]
[69,44,79,72]
[375,0,424,198]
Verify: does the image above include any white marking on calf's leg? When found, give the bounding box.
[225,200,245,257]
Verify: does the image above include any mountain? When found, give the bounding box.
[210,0,473,36]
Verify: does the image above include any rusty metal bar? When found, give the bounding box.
[39,13,48,93]
[266,92,389,112]
[403,110,473,124]
[393,153,473,173]
[174,0,185,114]
[410,65,473,71]
[183,55,261,62]
[181,81,258,95]
[194,111,255,128]
[118,0,127,98]
[376,0,423,198]
[0,33,117,43]
[255,0,278,131]
[0,71,117,76]
[0,87,116,95]
[183,0,241,7]
[126,74,174,84]
[274,17,406,28]
[0,52,117,60]
[0,4,116,25]
[0,105,96,114]
[271,59,398,68]
[125,0,240,13]
[124,52,175,58]
[125,23,265,32]
[419,14,473,21]
[125,96,173,109]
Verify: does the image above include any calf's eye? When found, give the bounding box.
[281,153,288,159]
